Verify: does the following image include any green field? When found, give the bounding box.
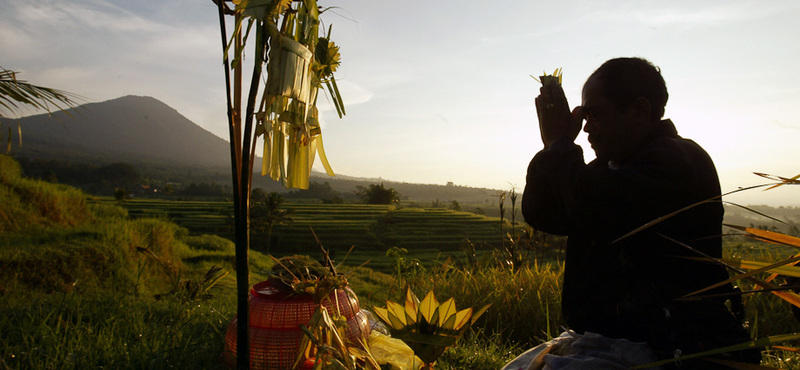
[6,154,800,369]
[90,198,526,272]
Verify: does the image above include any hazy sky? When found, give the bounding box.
[2,0,799,206]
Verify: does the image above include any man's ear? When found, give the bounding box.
[631,97,651,123]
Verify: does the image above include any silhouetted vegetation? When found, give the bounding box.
[357,182,400,205]
[285,181,344,200]
[178,182,231,197]
[250,192,294,253]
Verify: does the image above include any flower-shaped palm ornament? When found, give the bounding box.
[531,68,562,85]
[372,289,490,369]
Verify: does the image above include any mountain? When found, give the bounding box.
[6,95,502,202]
[9,95,231,169]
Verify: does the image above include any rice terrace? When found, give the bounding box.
[102,197,526,271]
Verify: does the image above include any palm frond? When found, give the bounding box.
[0,67,81,118]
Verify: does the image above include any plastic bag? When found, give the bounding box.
[368,331,424,370]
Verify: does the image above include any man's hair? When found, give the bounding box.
[587,57,669,121]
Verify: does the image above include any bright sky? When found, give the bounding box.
[2,0,799,206]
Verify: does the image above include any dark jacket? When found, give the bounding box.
[522,120,753,364]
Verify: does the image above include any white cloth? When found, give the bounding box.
[501,331,663,370]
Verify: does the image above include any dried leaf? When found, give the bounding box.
[725,224,800,248]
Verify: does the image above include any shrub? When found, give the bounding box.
[87,202,129,220]
[184,234,235,253]
[0,155,92,231]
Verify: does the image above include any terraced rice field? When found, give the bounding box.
[92,198,513,271]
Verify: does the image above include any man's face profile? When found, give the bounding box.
[581,76,640,163]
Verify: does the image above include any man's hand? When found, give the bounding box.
[535,80,582,148]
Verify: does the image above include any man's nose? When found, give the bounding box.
[583,119,594,134]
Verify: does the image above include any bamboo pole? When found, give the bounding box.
[214,1,250,369]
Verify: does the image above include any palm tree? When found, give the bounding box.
[0,67,80,152]
[250,192,294,254]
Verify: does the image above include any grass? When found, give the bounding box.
[1,291,235,369]
[1,155,92,231]
[4,154,800,369]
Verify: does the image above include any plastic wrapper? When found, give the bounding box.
[368,331,424,370]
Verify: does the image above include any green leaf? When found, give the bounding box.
[330,76,345,117]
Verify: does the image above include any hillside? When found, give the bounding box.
[10,95,231,169]
[8,95,503,202]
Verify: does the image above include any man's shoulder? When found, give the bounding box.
[646,134,713,162]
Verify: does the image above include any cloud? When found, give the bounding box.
[772,119,800,131]
[638,2,799,27]
[644,5,749,26]
[0,23,33,57]
[316,79,373,117]
[14,0,167,33]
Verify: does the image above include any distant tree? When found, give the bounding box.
[251,187,269,203]
[431,199,443,208]
[286,181,340,200]
[321,195,343,204]
[114,187,127,202]
[42,170,58,183]
[251,192,294,253]
[356,183,400,205]
[450,200,461,211]
[180,182,230,197]
[163,184,174,194]
[473,207,485,215]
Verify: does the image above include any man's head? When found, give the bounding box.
[581,57,669,162]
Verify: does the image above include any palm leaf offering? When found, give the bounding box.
[228,0,343,189]
[531,68,562,85]
[372,288,490,368]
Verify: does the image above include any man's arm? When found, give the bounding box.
[521,139,584,235]
[524,136,700,240]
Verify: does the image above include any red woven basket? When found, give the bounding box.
[223,280,370,370]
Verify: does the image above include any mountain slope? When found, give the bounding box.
[7,95,503,202]
[10,95,231,168]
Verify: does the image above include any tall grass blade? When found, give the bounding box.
[614,184,772,244]
[754,172,800,190]
[631,333,800,369]
[724,203,787,225]
[725,224,800,248]
[725,259,800,278]
[680,254,800,300]
[701,358,780,370]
